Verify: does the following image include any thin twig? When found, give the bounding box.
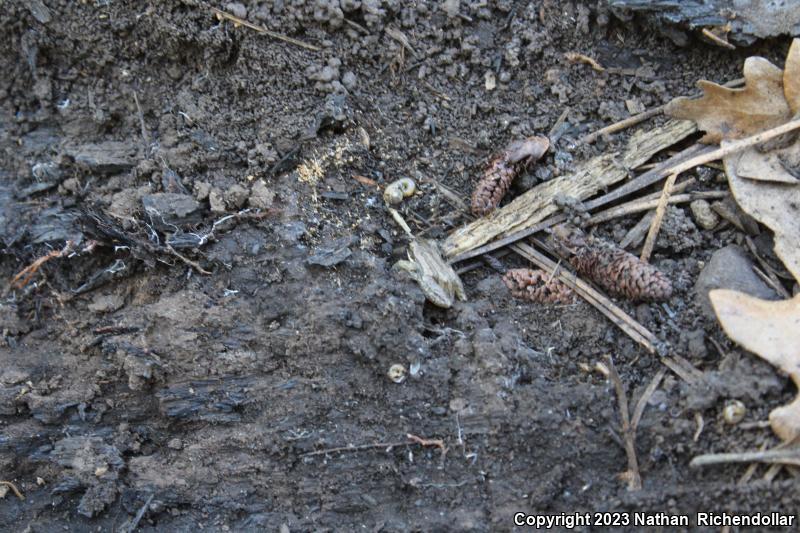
[701,28,736,50]
[548,108,570,142]
[745,236,791,299]
[579,106,664,145]
[0,481,25,500]
[640,172,677,263]
[122,493,155,533]
[10,241,75,289]
[565,52,605,72]
[512,242,657,353]
[664,117,800,178]
[211,7,320,51]
[301,434,446,458]
[448,144,710,265]
[604,355,642,491]
[578,77,743,145]
[762,463,783,482]
[586,190,727,226]
[661,355,704,385]
[165,244,211,275]
[429,177,657,352]
[133,90,149,150]
[631,368,666,431]
[691,443,800,468]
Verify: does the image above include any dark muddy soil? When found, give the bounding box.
[1,1,798,531]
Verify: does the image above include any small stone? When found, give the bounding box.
[690,199,719,230]
[484,71,496,91]
[224,184,249,209]
[209,189,226,213]
[341,71,357,90]
[442,0,460,17]
[684,329,708,359]
[248,180,275,209]
[167,438,183,450]
[387,364,407,383]
[225,2,247,18]
[307,237,354,267]
[65,141,137,175]
[278,221,307,243]
[316,66,338,83]
[62,177,80,193]
[142,193,203,228]
[694,245,778,319]
[88,293,125,314]
[194,181,211,201]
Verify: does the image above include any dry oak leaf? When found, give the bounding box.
[784,38,800,114]
[723,143,800,282]
[666,40,800,143]
[735,147,799,184]
[710,290,800,442]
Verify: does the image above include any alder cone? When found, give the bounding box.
[550,225,673,302]
[471,136,550,216]
[502,268,576,304]
[471,155,516,216]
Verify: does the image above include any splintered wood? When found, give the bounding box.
[442,120,697,259]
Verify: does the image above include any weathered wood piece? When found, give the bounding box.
[442,120,697,259]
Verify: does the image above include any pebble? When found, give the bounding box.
[248,179,275,209]
[224,184,249,209]
[690,199,719,230]
[694,245,778,319]
[142,193,203,228]
[225,2,247,19]
[209,189,226,213]
[341,71,357,90]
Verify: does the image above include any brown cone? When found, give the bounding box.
[502,268,576,304]
[550,224,673,302]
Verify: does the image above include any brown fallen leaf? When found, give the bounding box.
[669,39,800,278]
[666,39,800,144]
[784,39,800,114]
[709,290,800,442]
[735,146,799,184]
[723,143,800,282]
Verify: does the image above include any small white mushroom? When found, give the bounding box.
[387,363,407,383]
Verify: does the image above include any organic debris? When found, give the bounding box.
[724,147,800,281]
[394,238,466,308]
[667,41,800,446]
[666,56,793,143]
[470,136,549,216]
[549,225,673,302]
[709,290,800,442]
[667,39,800,334]
[444,119,697,259]
[383,178,416,205]
[502,268,576,305]
[610,0,800,46]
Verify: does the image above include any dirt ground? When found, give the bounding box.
[1,1,799,531]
